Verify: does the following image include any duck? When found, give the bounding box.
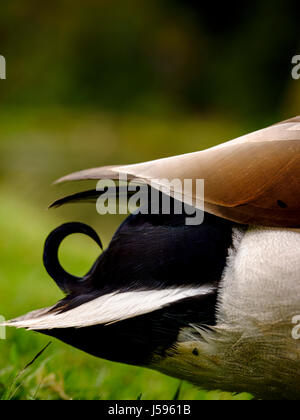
[3,116,300,400]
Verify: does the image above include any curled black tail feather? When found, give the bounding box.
[43,222,103,294]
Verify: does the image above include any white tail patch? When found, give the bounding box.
[3,286,215,331]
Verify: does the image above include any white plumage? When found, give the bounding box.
[4,285,215,330]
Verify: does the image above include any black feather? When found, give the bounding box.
[43,222,103,294]
[41,193,236,366]
[49,187,137,209]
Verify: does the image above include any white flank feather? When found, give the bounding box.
[2,286,215,330]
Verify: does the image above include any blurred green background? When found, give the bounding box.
[0,0,299,400]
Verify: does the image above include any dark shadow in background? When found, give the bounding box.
[0,0,299,123]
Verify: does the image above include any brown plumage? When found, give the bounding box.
[55,117,300,227]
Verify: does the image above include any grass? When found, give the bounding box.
[0,108,253,400]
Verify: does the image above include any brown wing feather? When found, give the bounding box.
[54,117,300,227]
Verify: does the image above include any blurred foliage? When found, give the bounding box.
[0,0,299,121]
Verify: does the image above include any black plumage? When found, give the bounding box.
[41,197,234,365]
